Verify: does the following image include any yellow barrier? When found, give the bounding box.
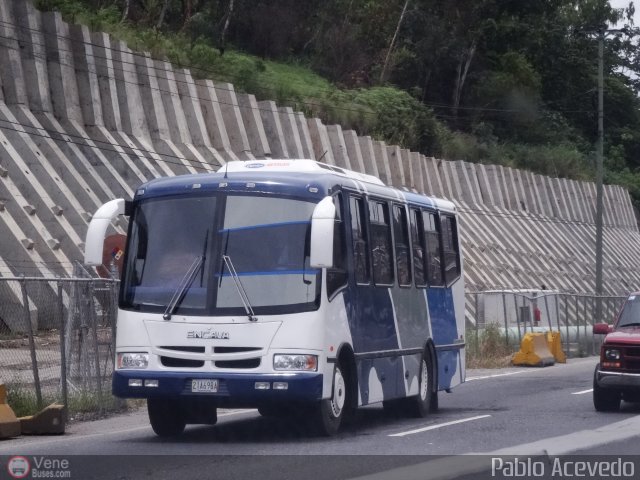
[512,332,556,367]
[546,331,567,364]
[20,404,66,435]
[0,384,21,439]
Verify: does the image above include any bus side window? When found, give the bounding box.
[349,195,370,284]
[368,200,393,286]
[327,193,347,298]
[423,211,444,287]
[441,215,461,284]
[392,204,411,287]
[410,208,427,287]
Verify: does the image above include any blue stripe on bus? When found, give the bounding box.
[219,220,310,233]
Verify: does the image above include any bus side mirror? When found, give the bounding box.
[310,196,335,269]
[84,199,126,266]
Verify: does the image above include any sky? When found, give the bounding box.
[609,0,639,27]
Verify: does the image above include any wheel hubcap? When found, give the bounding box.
[419,359,429,401]
[330,368,346,417]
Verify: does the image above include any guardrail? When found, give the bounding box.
[465,289,627,357]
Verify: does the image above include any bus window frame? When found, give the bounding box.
[347,192,372,287]
[392,203,412,288]
[441,213,461,287]
[409,205,427,289]
[327,190,349,301]
[367,197,395,288]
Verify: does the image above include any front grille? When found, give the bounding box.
[624,346,640,357]
[213,346,261,354]
[161,357,205,368]
[160,346,205,353]
[214,358,261,369]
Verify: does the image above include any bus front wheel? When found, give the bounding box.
[148,398,186,437]
[312,363,347,436]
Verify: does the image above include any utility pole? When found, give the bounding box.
[591,25,630,321]
[594,27,605,322]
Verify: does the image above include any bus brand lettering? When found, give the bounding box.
[187,330,230,339]
[246,163,265,168]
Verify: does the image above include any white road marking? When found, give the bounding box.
[466,371,529,381]
[388,415,492,437]
[571,388,593,395]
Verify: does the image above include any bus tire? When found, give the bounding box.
[408,350,435,418]
[148,398,186,437]
[312,363,347,436]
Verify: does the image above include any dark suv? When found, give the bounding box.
[592,292,640,411]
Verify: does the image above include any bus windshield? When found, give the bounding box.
[121,193,321,316]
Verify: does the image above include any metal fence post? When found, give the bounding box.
[513,292,521,344]
[474,292,479,350]
[20,278,42,409]
[502,291,509,347]
[88,281,103,415]
[57,280,68,415]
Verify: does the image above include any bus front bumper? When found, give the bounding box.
[112,370,323,403]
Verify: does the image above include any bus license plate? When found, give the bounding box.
[191,379,218,393]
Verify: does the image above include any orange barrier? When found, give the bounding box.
[512,332,556,367]
[0,384,21,439]
[546,331,566,364]
[19,404,66,435]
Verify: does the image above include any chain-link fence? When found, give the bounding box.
[465,289,627,358]
[0,265,119,417]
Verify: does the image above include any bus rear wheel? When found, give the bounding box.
[408,352,437,417]
[148,398,186,437]
[312,363,347,436]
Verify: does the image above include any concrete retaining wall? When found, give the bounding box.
[0,0,639,327]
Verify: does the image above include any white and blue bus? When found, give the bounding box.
[84,159,465,436]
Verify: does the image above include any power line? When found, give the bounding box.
[0,117,219,172]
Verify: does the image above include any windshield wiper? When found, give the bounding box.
[222,255,257,322]
[163,255,204,321]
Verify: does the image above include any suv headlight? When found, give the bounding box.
[117,353,149,369]
[604,348,621,361]
[273,354,318,371]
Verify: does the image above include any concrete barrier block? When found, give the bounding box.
[357,136,379,178]
[327,125,351,169]
[294,112,314,159]
[237,93,270,158]
[19,404,66,435]
[277,106,304,158]
[546,331,566,364]
[214,82,252,158]
[258,100,287,158]
[0,384,20,439]
[512,332,556,367]
[307,118,334,164]
[385,145,405,187]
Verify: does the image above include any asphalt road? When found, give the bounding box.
[1,356,639,479]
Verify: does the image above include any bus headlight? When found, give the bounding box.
[273,354,318,372]
[117,353,149,369]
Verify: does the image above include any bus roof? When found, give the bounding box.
[135,159,456,213]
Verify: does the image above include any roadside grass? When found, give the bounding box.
[6,386,138,420]
[466,323,515,369]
